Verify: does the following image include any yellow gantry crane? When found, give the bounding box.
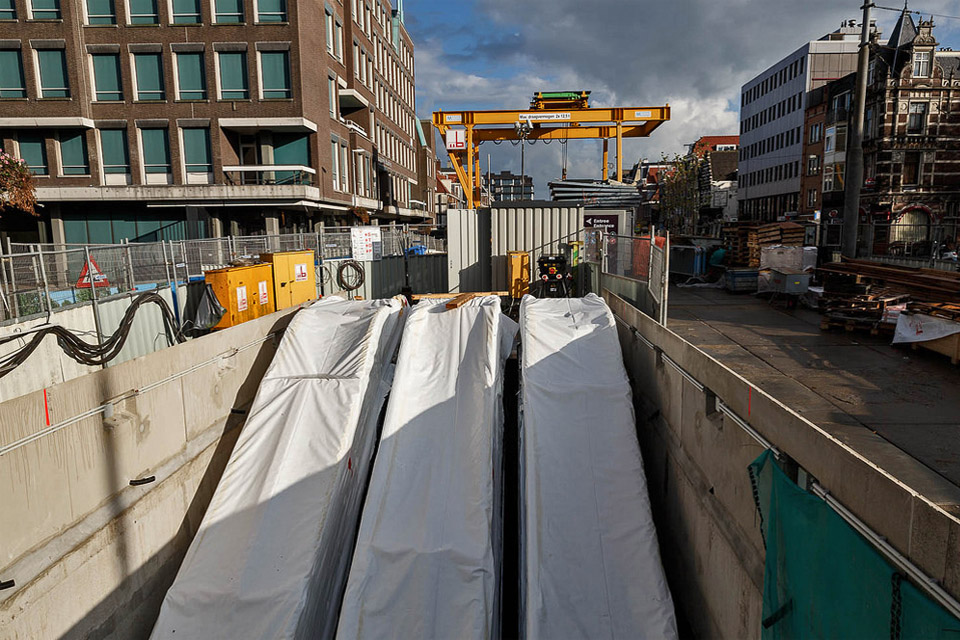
[432,91,670,208]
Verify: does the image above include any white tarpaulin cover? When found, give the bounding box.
[893,312,960,344]
[336,296,518,640]
[151,297,406,640]
[519,293,677,639]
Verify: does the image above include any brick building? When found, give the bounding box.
[0,0,422,244]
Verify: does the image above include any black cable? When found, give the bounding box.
[336,260,366,291]
[0,291,185,379]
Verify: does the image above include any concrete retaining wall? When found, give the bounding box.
[605,290,960,638]
[0,305,299,639]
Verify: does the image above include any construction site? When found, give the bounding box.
[2,90,960,640]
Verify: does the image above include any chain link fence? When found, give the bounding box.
[600,232,670,325]
[1,225,447,323]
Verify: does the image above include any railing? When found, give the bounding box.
[600,231,670,325]
[1,225,447,323]
[854,218,960,271]
[222,165,317,186]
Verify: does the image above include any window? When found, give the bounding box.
[99,128,130,174]
[37,49,69,98]
[272,133,307,182]
[334,21,343,60]
[128,0,157,23]
[807,155,820,176]
[835,125,847,153]
[0,50,26,98]
[908,102,928,134]
[59,131,89,174]
[92,54,122,101]
[217,51,248,98]
[331,139,339,190]
[257,0,284,22]
[0,0,16,19]
[215,0,243,22]
[807,188,817,208]
[328,75,336,116]
[325,11,334,53]
[260,51,290,98]
[172,0,200,23]
[140,127,171,174]
[31,0,59,18]
[824,126,834,153]
[340,143,348,190]
[182,127,211,173]
[18,133,47,174]
[903,151,921,185]
[176,52,206,99]
[86,0,115,23]
[913,51,930,78]
[134,53,165,100]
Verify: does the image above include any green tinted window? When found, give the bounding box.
[214,0,242,22]
[260,51,290,99]
[128,0,157,23]
[274,133,308,183]
[86,0,115,24]
[218,52,247,99]
[99,129,129,173]
[37,49,69,98]
[31,0,59,19]
[257,0,284,22]
[176,52,205,99]
[92,54,122,101]
[172,0,200,22]
[134,53,165,100]
[0,0,17,19]
[59,131,89,175]
[0,50,26,98]
[140,128,170,173]
[18,134,48,175]
[182,128,211,172]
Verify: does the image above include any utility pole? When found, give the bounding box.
[842,1,874,258]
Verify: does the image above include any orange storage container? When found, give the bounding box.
[204,263,276,329]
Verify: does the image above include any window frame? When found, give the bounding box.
[258,49,290,99]
[138,126,172,182]
[97,127,131,182]
[86,0,116,24]
[127,0,159,24]
[0,0,16,20]
[30,0,60,19]
[214,0,243,23]
[90,52,123,102]
[907,102,928,134]
[255,0,285,22]
[174,50,206,100]
[170,0,201,23]
[16,132,49,175]
[903,151,922,186]
[132,51,166,101]
[913,51,931,78]
[180,126,212,182]
[57,130,90,176]
[0,49,27,98]
[215,50,249,100]
[35,48,70,98]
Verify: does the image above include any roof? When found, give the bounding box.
[879,11,918,76]
[707,151,738,182]
[691,135,740,158]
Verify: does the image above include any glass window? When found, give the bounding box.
[172,0,200,23]
[0,50,26,98]
[92,53,122,101]
[86,0,115,23]
[37,49,69,98]
[257,0,284,22]
[260,51,290,99]
[331,139,339,190]
[99,128,130,174]
[140,128,170,174]
[0,0,16,19]
[128,0,157,23]
[913,51,930,78]
[182,127,211,173]
[273,133,307,183]
[325,11,333,53]
[218,51,248,99]
[903,151,921,185]
[334,21,342,60]
[31,0,59,18]
[328,75,335,116]
[134,52,165,100]
[908,102,928,133]
[18,133,47,174]
[176,52,206,99]
[215,0,243,22]
[59,131,89,175]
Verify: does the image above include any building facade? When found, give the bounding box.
[489,170,533,202]
[0,0,422,244]
[738,23,862,221]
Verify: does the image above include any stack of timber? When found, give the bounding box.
[818,259,960,304]
[818,287,908,335]
[906,301,960,322]
[723,222,806,267]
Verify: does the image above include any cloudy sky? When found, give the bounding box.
[404,0,960,196]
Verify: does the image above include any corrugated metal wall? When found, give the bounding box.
[489,204,583,291]
[320,254,448,300]
[447,209,491,293]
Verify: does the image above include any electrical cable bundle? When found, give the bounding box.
[0,291,185,380]
[336,260,365,291]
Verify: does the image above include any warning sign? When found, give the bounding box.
[294,263,308,282]
[237,286,248,312]
[75,258,111,289]
[258,280,269,305]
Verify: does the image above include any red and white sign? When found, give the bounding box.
[237,286,248,312]
[76,258,111,289]
[294,263,308,282]
[445,129,466,151]
[258,280,269,305]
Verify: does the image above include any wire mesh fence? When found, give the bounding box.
[1,225,447,323]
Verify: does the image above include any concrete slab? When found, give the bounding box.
[669,285,960,488]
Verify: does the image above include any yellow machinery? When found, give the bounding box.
[432,91,670,208]
[260,250,317,310]
[205,263,276,329]
[507,251,531,298]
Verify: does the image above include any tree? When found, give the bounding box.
[0,151,37,216]
[659,153,699,234]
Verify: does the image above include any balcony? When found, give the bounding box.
[223,165,316,186]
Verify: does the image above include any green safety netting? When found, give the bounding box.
[749,450,960,640]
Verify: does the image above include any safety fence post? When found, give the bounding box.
[35,246,53,318]
[84,246,105,367]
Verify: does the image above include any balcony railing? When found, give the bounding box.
[222,165,316,186]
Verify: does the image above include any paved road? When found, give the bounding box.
[668,286,960,488]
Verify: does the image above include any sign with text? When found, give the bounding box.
[583,214,620,235]
[351,226,383,261]
[446,129,466,151]
[237,286,248,312]
[294,263,308,282]
[258,280,269,305]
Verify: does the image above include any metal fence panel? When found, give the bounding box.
[489,204,583,291]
